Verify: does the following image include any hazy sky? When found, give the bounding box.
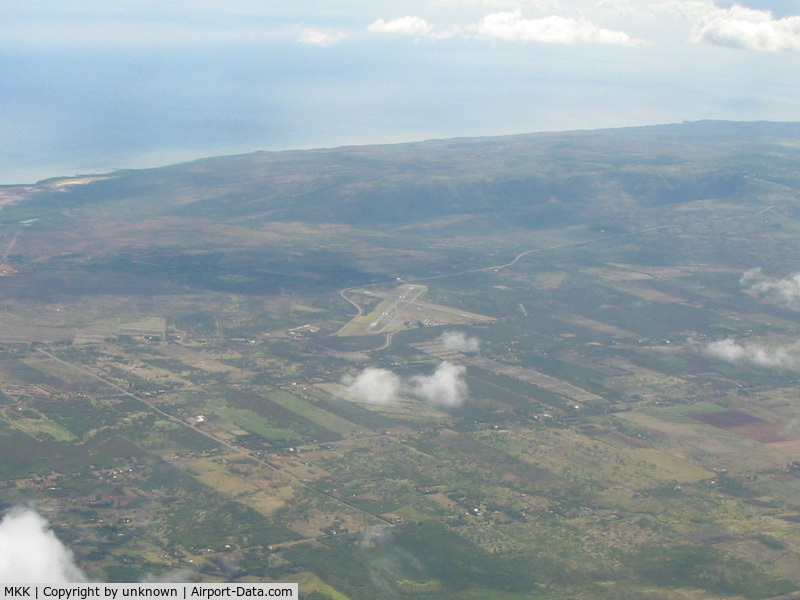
[2,0,800,183]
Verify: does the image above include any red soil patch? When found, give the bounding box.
[692,410,762,428]
[728,423,799,444]
[692,409,800,443]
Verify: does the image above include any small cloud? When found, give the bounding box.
[693,5,800,52]
[427,26,465,40]
[368,16,435,36]
[648,1,715,19]
[437,0,547,8]
[0,506,87,583]
[701,338,800,370]
[742,270,800,308]
[715,0,800,19]
[739,267,762,286]
[591,0,644,17]
[298,27,347,46]
[438,0,565,9]
[439,331,481,354]
[472,10,647,44]
[343,362,469,409]
[409,362,469,408]
[342,367,402,405]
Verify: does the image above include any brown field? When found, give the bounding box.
[692,409,764,428]
[692,409,800,443]
[730,423,800,444]
[617,410,787,471]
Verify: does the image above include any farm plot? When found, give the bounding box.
[691,409,800,444]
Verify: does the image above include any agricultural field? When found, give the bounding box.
[3,122,800,598]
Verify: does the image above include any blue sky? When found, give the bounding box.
[2,0,800,183]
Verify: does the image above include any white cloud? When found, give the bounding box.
[741,270,800,308]
[298,27,346,46]
[368,16,435,36]
[702,338,800,369]
[527,0,565,9]
[439,331,481,353]
[650,0,716,19]
[436,0,562,8]
[429,26,466,40]
[409,362,469,408]
[343,362,468,408]
[342,367,402,405]
[574,0,717,21]
[693,4,800,51]
[698,271,800,369]
[591,0,644,16]
[0,506,88,583]
[716,1,800,19]
[739,266,762,286]
[472,10,646,44]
